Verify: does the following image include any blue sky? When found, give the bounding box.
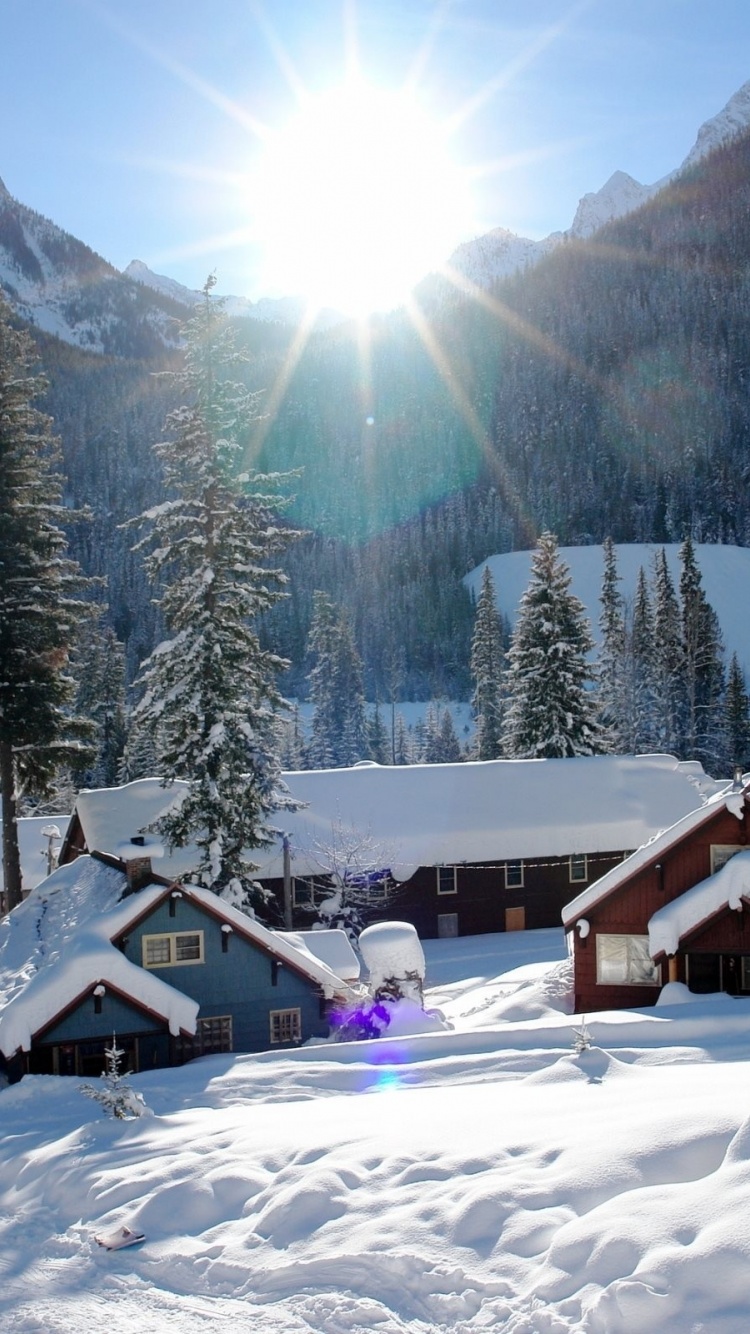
[2,0,749,300]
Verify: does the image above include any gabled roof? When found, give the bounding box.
[0,855,357,1060]
[0,857,198,1058]
[66,756,725,883]
[649,848,750,959]
[105,881,358,1001]
[562,781,747,929]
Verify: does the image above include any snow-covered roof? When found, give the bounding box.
[273,929,361,983]
[0,814,71,894]
[70,758,724,887]
[74,780,194,880]
[0,857,198,1058]
[562,782,747,928]
[0,855,357,1060]
[258,755,724,882]
[648,848,750,959]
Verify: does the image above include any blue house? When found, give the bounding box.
[0,847,359,1083]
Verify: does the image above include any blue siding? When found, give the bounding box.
[121,895,327,1052]
[40,991,164,1044]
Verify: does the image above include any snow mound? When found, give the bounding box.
[359,921,425,990]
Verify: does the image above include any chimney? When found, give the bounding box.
[115,834,163,893]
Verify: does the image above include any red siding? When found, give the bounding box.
[573,801,750,1012]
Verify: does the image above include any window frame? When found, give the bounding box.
[596,933,659,986]
[142,930,205,969]
[710,845,744,875]
[504,860,524,890]
[270,1008,302,1045]
[436,865,458,896]
[569,853,588,883]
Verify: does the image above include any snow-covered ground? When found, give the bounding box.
[3,927,750,1332]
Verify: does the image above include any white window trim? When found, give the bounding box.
[710,845,744,875]
[569,854,588,883]
[142,930,205,969]
[504,860,524,890]
[270,1008,302,1045]
[596,933,659,986]
[436,866,458,895]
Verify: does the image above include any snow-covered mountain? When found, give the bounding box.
[124,259,345,330]
[0,178,185,354]
[449,78,750,287]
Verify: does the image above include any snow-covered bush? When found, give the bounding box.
[80,1035,149,1120]
[358,921,425,1005]
[332,922,451,1041]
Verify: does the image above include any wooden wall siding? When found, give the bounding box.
[36,990,166,1048]
[120,896,328,1052]
[573,801,750,1012]
[683,906,750,953]
[267,852,628,940]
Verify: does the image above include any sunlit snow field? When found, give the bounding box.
[3,927,750,1332]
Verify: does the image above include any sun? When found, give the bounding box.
[252,81,473,317]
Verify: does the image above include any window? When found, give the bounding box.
[505,860,524,890]
[437,866,458,895]
[293,877,314,906]
[711,845,744,875]
[596,934,659,986]
[270,1008,302,1044]
[438,912,459,938]
[142,931,204,968]
[569,854,588,883]
[173,1016,232,1062]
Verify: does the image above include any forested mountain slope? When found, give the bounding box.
[23,126,750,701]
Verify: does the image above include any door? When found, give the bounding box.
[437,912,459,938]
[505,906,526,932]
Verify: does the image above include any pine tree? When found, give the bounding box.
[724,652,750,774]
[307,592,368,768]
[651,548,686,755]
[679,535,725,770]
[0,299,91,910]
[470,564,505,759]
[129,277,298,915]
[367,704,390,765]
[502,532,605,758]
[623,565,659,754]
[598,537,627,745]
[74,623,127,787]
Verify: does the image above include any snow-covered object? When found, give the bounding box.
[359,922,425,993]
[656,981,696,1006]
[0,857,358,1060]
[649,849,750,960]
[72,755,723,887]
[112,834,165,861]
[448,79,750,291]
[682,78,750,172]
[0,815,71,895]
[563,782,746,928]
[568,170,661,239]
[275,929,361,983]
[74,779,194,881]
[576,919,590,939]
[124,260,345,329]
[467,544,750,681]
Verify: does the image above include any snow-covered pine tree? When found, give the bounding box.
[80,1034,148,1119]
[367,704,390,765]
[623,565,659,754]
[73,623,127,788]
[502,532,606,758]
[129,276,298,916]
[470,564,505,759]
[679,535,725,770]
[306,592,368,768]
[0,298,91,910]
[597,538,627,746]
[725,652,750,774]
[651,548,686,756]
[393,713,413,765]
